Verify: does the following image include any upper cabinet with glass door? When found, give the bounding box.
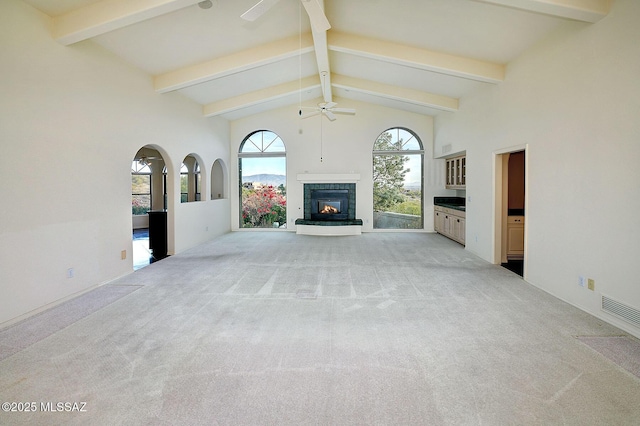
[445,154,466,190]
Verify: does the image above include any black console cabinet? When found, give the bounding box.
[147,210,167,259]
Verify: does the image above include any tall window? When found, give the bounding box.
[372,127,424,229]
[195,161,201,201]
[180,155,201,203]
[132,160,151,215]
[239,130,287,228]
[180,162,189,203]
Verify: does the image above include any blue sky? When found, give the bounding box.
[240,157,286,176]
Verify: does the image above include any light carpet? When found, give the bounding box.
[1,232,639,425]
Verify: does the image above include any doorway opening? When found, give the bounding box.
[132,146,168,269]
[494,147,527,277]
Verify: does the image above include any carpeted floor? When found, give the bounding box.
[577,335,640,379]
[0,232,639,425]
[0,285,141,362]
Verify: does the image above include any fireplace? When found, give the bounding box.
[296,181,362,233]
[302,183,357,222]
[310,189,348,221]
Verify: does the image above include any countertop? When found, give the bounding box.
[434,197,466,212]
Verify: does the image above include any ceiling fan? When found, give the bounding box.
[299,101,356,121]
[241,0,331,33]
[136,148,162,166]
[298,71,356,121]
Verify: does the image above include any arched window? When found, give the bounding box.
[238,130,287,228]
[180,162,188,203]
[372,127,424,229]
[180,154,201,203]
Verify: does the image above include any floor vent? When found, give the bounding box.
[602,295,640,328]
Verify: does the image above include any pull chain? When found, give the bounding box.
[320,115,323,162]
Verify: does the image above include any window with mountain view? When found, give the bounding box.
[373,127,424,229]
[239,130,287,228]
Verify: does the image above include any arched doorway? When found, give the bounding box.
[131,146,167,269]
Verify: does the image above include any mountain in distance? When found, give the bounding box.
[242,174,418,190]
[404,181,422,190]
[242,174,286,187]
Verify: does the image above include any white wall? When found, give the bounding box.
[0,0,231,325]
[230,99,450,232]
[434,0,640,336]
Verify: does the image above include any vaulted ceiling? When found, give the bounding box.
[23,0,612,120]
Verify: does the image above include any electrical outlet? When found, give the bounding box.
[578,276,586,287]
[587,278,595,291]
[121,250,127,260]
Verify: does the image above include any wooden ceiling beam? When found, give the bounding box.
[53,0,202,45]
[202,72,459,117]
[155,34,315,93]
[472,0,612,23]
[203,76,320,117]
[307,0,332,103]
[327,32,505,84]
[331,74,459,113]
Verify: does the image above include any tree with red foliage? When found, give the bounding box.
[242,185,286,228]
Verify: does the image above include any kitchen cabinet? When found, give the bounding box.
[434,207,445,234]
[445,155,466,189]
[454,215,465,245]
[434,205,465,245]
[507,216,524,259]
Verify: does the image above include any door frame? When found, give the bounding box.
[493,144,528,278]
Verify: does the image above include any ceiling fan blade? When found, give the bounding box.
[300,0,331,32]
[323,109,336,121]
[321,101,337,109]
[331,107,356,115]
[241,0,281,22]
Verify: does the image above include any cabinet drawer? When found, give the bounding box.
[508,216,524,224]
[435,206,465,218]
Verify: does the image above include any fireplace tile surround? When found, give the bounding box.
[304,183,356,221]
[295,182,363,231]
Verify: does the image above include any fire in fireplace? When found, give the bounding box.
[319,202,340,215]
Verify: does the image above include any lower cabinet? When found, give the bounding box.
[434,208,445,234]
[434,206,465,245]
[507,216,524,259]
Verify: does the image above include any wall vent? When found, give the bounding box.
[602,295,640,328]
